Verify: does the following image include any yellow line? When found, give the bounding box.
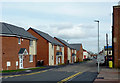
[58,72,82,83]
[1,70,48,78]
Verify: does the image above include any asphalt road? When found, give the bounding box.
[2,60,98,83]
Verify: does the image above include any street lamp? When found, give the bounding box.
[94,20,100,73]
[94,20,99,53]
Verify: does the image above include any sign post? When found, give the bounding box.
[97,55,100,73]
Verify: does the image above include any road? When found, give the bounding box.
[2,60,98,83]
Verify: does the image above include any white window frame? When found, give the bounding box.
[18,38,21,44]
[7,61,11,66]
[72,49,73,53]
[56,46,59,50]
[52,56,53,60]
[75,50,76,54]
[29,55,33,62]
[30,40,33,46]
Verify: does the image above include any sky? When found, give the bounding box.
[0,0,119,53]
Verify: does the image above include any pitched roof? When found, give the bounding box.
[54,37,75,49]
[29,28,64,47]
[70,44,82,51]
[18,48,28,55]
[0,22,37,40]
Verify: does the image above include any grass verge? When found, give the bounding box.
[1,66,46,73]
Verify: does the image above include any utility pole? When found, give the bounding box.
[106,33,109,67]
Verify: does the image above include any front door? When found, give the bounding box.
[72,56,74,63]
[58,57,60,64]
[56,56,58,65]
[19,55,23,69]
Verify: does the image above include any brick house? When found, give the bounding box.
[27,28,64,66]
[0,22,37,70]
[70,44,83,62]
[70,47,77,63]
[54,37,76,64]
[112,4,120,68]
[83,49,89,60]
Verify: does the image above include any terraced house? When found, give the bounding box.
[28,28,64,66]
[0,22,37,70]
[70,44,83,62]
[54,37,76,64]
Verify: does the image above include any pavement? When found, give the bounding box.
[94,66,120,83]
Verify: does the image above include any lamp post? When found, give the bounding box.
[94,20,100,73]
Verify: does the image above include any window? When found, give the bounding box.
[75,50,76,54]
[52,44,54,48]
[18,38,21,44]
[29,55,33,62]
[52,56,53,60]
[72,49,73,53]
[109,51,111,55]
[7,61,11,67]
[56,46,59,50]
[30,40,33,46]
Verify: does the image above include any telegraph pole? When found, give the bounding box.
[106,33,109,67]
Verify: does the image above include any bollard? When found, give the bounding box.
[109,61,113,68]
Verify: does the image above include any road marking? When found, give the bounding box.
[1,70,48,78]
[58,72,82,83]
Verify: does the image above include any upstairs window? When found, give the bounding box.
[56,46,59,50]
[72,49,73,53]
[75,50,76,54]
[30,40,33,46]
[52,44,54,48]
[18,38,21,44]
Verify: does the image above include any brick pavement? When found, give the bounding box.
[94,67,120,83]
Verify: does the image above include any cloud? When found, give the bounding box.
[49,23,73,29]
[35,23,97,40]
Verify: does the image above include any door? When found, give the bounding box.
[58,57,60,64]
[56,56,58,65]
[19,55,23,69]
[72,56,74,63]
[84,55,86,59]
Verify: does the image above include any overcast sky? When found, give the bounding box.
[0,0,119,53]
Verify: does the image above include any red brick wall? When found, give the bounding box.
[1,36,36,70]
[76,45,83,62]
[113,6,120,68]
[28,29,49,66]
[54,38,68,64]
[54,46,57,65]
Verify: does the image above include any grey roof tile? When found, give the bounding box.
[54,37,75,49]
[29,28,64,47]
[70,44,82,51]
[0,22,37,40]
